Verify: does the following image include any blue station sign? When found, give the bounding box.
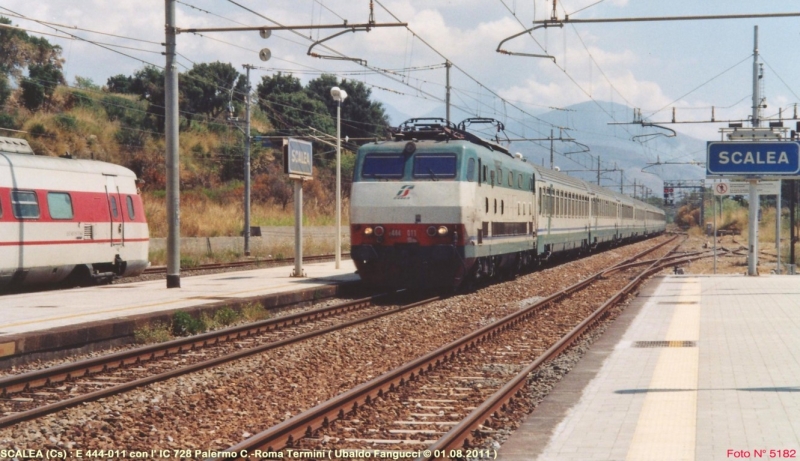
[284,138,313,178]
[707,141,800,176]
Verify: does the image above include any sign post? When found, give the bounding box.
[284,138,313,277]
[707,141,800,276]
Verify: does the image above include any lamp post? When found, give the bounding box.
[330,86,348,269]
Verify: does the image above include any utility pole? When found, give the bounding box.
[165,0,180,289]
[243,64,254,257]
[748,25,760,276]
[596,156,600,185]
[791,179,796,267]
[752,25,761,128]
[550,129,554,169]
[445,61,452,124]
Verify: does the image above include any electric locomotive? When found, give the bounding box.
[349,119,665,290]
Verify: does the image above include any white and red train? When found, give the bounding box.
[349,118,666,290]
[0,136,149,290]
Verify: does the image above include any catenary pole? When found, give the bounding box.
[165,0,180,288]
[243,64,253,256]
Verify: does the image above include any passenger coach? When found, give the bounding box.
[0,137,149,289]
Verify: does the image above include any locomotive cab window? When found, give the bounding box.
[11,190,40,219]
[413,154,457,179]
[47,192,73,220]
[362,154,405,179]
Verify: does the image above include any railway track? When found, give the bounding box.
[0,290,435,428]
[142,253,350,275]
[210,236,715,458]
[1,235,711,453]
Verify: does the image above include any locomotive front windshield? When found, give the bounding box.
[362,154,405,178]
[357,151,459,181]
[413,154,457,179]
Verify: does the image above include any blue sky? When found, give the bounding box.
[2,1,799,157]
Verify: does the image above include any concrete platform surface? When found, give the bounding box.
[499,275,800,461]
[0,261,358,360]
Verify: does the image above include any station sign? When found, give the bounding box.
[711,180,780,196]
[707,141,800,177]
[283,138,313,178]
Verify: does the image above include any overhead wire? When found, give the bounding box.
[644,53,753,119]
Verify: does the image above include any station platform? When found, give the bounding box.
[0,260,359,363]
[499,274,800,461]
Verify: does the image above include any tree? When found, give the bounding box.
[305,74,389,140]
[179,61,245,125]
[0,74,10,107]
[20,63,64,111]
[0,16,63,80]
[256,73,335,138]
[125,66,165,132]
[106,74,133,93]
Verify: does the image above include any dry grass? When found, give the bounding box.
[143,191,349,238]
[697,201,799,271]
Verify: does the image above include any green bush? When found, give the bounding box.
[55,114,78,131]
[29,123,49,138]
[172,311,206,336]
[213,307,240,326]
[0,113,16,130]
[71,90,97,109]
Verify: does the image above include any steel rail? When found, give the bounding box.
[0,293,442,429]
[418,239,685,458]
[0,292,389,396]
[210,236,677,458]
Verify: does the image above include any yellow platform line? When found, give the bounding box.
[626,279,701,461]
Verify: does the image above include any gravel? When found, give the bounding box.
[0,236,671,453]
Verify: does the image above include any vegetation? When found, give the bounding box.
[0,15,390,256]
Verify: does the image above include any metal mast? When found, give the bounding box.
[748,26,760,276]
[165,0,180,288]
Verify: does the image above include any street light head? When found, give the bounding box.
[331,86,348,102]
[259,48,271,62]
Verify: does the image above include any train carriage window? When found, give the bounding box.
[109,196,119,218]
[127,196,136,220]
[501,200,504,215]
[508,171,513,187]
[47,192,73,219]
[485,197,489,214]
[362,154,405,179]
[494,199,497,214]
[467,158,476,182]
[517,173,522,188]
[482,164,487,182]
[11,190,40,219]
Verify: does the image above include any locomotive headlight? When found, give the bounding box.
[374,226,385,237]
[437,226,449,236]
[363,227,373,236]
[426,226,437,237]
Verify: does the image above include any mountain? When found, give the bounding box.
[503,101,707,197]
